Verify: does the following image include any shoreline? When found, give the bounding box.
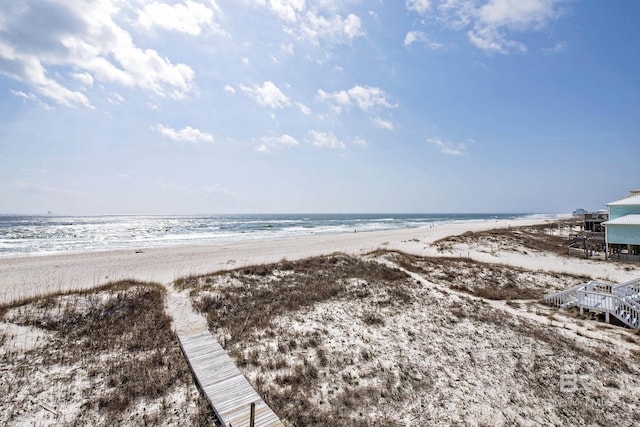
[0,213,555,260]
[3,217,640,425]
[0,218,544,305]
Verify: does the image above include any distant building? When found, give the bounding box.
[604,189,640,261]
[584,210,608,232]
[571,208,607,232]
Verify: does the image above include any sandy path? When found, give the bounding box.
[421,244,638,284]
[0,219,541,304]
[164,284,208,336]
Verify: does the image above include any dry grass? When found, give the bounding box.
[0,281,217,426]
[186,254,421,425]
[381,251,589,300]
[433,221,577,257]
[184,254,409,343]
[183,252,640,426]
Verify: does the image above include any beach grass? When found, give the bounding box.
[0,280,216,426]
[183,245,640,426]
[380,250,590,300]
[433,220,580,256]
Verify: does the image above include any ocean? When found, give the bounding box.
[0,213,551,258]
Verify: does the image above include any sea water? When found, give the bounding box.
[0,213,552,257]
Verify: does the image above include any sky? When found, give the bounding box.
[0,0,639,215]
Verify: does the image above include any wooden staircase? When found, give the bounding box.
[545,278,640,329]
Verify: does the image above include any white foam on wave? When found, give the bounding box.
[0,213,545,258]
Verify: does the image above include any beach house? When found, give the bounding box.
[604,189,640,262]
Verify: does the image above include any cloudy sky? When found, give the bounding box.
[1,0,638,215]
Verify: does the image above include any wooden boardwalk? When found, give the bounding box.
[178,331,284,427]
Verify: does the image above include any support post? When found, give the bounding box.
[250,402,256,427]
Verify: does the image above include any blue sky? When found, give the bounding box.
[0,0,638,215]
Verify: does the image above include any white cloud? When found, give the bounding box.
[406,0,432,14]
[427,137,470,155]
[404,31,421,47]
[10,90,54,110]
[409,0,567,54]
[353,137,368,147]
[317,89,349,113]
[472,0,565,53]
[477,0,559,27]
[272,134,299,146]
[467,25,526,53]
[254,1,364,44]
[137,1,223,36]
[542,41,566,55]
[296,102,311,115]
[436,0,476,29]
[71,72,94,88]
[267,0,306,22]
[0,0,196,108]
[258,133,300,152]
[281,43,294,55]
[291,12,363,44]
[318,85,395,113]
[348,86,394,111]
[224,84,236,94]
[152,124,214,143]
[308,130,346,149]
[404,31,443,49]
[240,81,290,108]
[373,117,394,130]
[107,92,124,105]
[0,42,93,108]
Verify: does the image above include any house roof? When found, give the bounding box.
[607,194,640,206]
[604,214,640,226]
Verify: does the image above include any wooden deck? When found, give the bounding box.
[178,331,283,427]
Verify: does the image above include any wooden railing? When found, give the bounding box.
[613,278,640,299]
[544,281,609,308]
[545,279,640,329]
[544,284,582,307]
[611,296,640,328]
[576,290,614,311]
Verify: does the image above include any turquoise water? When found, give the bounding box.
[0,213,552,257]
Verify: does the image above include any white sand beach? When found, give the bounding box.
[0,218,635,305]
[3,217,640,426]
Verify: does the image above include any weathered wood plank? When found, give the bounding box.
[178,331,284,427]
